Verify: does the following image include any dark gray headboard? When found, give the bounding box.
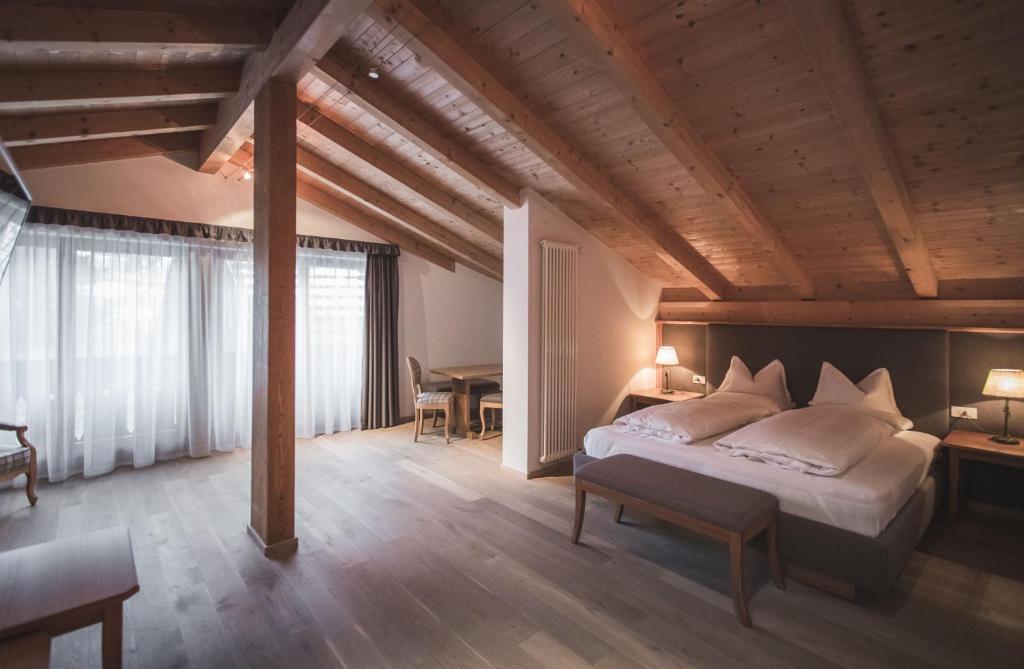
[685,324,950,437]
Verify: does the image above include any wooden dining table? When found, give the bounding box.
[431,363,502,438]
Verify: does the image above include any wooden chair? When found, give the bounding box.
[479,392,503,439]
[0,424,38,507]
[406,357,454,444]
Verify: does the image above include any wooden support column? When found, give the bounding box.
[249,77,298,559]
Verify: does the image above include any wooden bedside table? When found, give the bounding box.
[628,388,703,411]
[942,429,1024,524]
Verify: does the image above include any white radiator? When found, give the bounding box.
[540,240,579,464]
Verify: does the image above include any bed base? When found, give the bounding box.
[784,563,857,600]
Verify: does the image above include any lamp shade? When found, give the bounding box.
[655,345,679,366]
[982,368,1024,399]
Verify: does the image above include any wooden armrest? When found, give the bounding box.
[0,424,34,449]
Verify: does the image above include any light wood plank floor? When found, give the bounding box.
[1,424,1023,668]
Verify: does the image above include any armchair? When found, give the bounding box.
[0,424,38,506]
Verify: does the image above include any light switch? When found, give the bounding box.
[950,406,977,419]
[692,374,706,385]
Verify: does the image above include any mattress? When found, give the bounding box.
[583,425,939,538]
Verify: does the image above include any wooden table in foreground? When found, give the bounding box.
[431,363,502,438]
[0,632,50,669]
[942,429,1024,524]
[0,526,140,669]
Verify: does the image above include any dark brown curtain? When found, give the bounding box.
[361,253,400,429]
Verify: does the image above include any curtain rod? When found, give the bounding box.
[26,205,401,257]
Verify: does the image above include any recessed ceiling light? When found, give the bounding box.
[367,67,381,80]
[243,169,253,181]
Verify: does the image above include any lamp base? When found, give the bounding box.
[660,389,675,395]
[990,434,1020,445]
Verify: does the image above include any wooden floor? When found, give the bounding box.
[2,424,1023,668]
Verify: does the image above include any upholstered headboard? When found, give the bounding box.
[678,324,950,437]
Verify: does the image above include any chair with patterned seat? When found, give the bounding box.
[406,357,454,444]
[407,357,452,429]
[479,392,503,439]
[0,423,38,507]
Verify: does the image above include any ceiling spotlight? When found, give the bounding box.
[367,67,381,80]
[243,169,253,181]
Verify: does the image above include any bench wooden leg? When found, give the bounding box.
[102,602,123,669]
[614,504,624,524]
[571,484,587,544]
[767,518,785,590]
[729,532,752,628]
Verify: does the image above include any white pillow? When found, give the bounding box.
[810,362,912,430]
[717,356,794,411]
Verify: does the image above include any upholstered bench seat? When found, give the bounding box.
[572,454,784,627]
[575,454,777,532]
[0,447,32,475]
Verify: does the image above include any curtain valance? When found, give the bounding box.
[27,205,401,256]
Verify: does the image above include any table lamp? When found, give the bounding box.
[982,368,1024,445]
[656,345,679,395]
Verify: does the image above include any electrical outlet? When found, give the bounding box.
[692,374,706,385]
[950,406,977,419]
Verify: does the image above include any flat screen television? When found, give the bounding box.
[0,139,31,286]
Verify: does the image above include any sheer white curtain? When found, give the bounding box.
[295,248,365,438]
[0,224,365,482]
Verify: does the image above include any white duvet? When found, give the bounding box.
[714,404,908,476]
[613,391,781,444]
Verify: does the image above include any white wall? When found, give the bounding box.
[502,189,661,475]
[22,155,503,418]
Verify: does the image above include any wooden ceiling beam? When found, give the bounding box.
[659,299,1024,330]
[368,0,730,300]
[10,133,199,170]
[297,176,458,272]
[0,106,218,147]
[543,0,815,300]
[314,50,521,209]
[197,0,372,174]
[0,5,272,52]
[0,69,239,111]
[785,0,939,298]
[297,147,502,280]
[297,104,503,242]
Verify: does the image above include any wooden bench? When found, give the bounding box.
[572,454,785,627]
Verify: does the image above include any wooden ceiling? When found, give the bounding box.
[1,0,1022,307]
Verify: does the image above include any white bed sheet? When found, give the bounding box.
[583,425,938,538]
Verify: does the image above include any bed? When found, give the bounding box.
[577,323,949,595]
[584,424,938,538]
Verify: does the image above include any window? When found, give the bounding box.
[0,225,366,481]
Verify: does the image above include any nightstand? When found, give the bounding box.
[942,429,1024,524]
[628,388,703,412]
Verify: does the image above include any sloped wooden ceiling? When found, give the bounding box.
[1,0,1022,316]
